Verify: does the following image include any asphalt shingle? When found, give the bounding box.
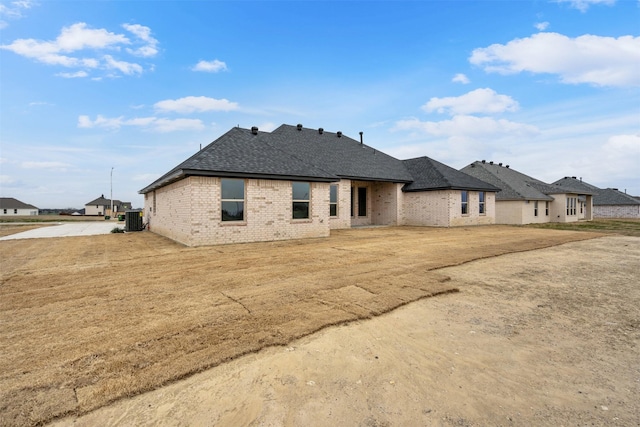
[402,156,500,192]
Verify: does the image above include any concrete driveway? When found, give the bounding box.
[0,222,120,241]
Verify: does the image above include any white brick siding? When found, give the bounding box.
[594,205,640,218]
[145,177,330,247]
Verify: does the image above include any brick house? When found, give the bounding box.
[85,195,132,217]
[553,177,640,219]
[139,124,499,247]
[460,161,593,225]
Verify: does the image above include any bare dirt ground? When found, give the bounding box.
[1,226,637,426]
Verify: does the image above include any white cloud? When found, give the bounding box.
[122,23,159,57]
[554,0,616,12]
[21,161,71,171]
[103,55,143,75]
[0,22,157,78]
[0,0,34,27]
[394,115,539,138]
[535,21,550,31]
[154,96,239,113]
[56,71,89,78]
[192,59,228,73]
[56,22,129,51]
[470,32,640,87]
[78,114,124,130]
[77,114,205,133]
[152,118,205,132]
[452,73,470,84]
[422,88,519,116]
[0,175,14,184]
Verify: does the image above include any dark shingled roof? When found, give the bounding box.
[85,195,128,207]
[0,197,38,210]
[552,177,640,206]
[270,125,414,182]
[140,127,341,194]
[402,156,500,192]
[460,161,590,201]
[140,125,500,195]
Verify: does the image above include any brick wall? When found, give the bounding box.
[371,182,401,225]
[401,190,495,227]
[329,179,352,230]
[145,177,331,247]
[595,205,640,218]
[401,190,452,226]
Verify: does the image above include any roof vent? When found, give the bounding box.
[506,165,510,168]
[572,176,577,179]
[337,131,342,138]
[318,128,324,134]
[296,124,303,131]
[489,161,494,165]
[499,163,502,166]
[251,126,258,135]
[481,160,486,164]
[359,131,363,145]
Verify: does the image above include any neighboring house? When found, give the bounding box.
[460,161,593,225]
[552,177,640,218]
[0,197,39,216]
[85,195,132,217]
[139,124,500,247]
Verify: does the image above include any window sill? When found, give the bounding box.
[291,219,312,224]
[220,221,247,226]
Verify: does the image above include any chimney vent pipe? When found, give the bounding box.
[359,131,363,144]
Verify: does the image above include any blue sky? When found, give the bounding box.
[1,0,639,208]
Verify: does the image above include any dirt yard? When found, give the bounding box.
[1,226,637,426]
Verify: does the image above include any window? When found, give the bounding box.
[3,209,6,214]
[545,201,549,216]
[329,185,338,217]
[292,182,310,219]
[534,201,538,217]
[461,191,468,215]
[350,187,354,217]
[153,191,157,215]
[478,191,485,214]
[358,187,367,217]
[221,179,245,221]
[566,197,577,216]
[14,209,17,214]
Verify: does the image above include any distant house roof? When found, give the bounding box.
[460,161,591,201]
[552,177,640,206]
[85,195,129,207]
[0,197,38,210]
[402,156,500,192]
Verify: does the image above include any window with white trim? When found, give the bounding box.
[461,191,468,215]
[478,191,485,214]
[292,182,310,219]
[221,179,245,221]
[329,185,338,217]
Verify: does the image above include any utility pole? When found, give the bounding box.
[110,167,114,218]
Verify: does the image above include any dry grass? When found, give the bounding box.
[0,226,601,426]
[526,218,640,236]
